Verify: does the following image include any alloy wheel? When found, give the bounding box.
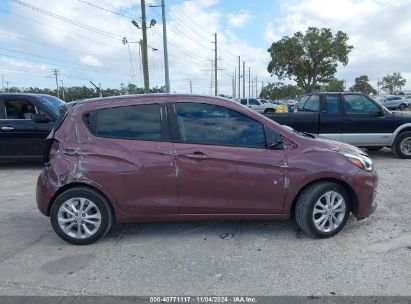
[312,191,346,233]
[400,137,411,156]
[57,197,102,239]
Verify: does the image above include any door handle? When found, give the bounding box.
[1,126,15,130]
[184,152,208,160]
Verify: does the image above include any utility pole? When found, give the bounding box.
[52,68,59,98]
[160,0,170,93]
[140,0,150,93]
[1,73,3,93]
[213,33,217,96]
[189,80,192,93]
[232,72,235,98]
[238,56,240,98]
[248,67,251,98]
[242,61,245,98]
[5,81,9,93]
[60,80,65,101]
[234,68,237,98]
[255,75,258,98]
[251,78,254,98]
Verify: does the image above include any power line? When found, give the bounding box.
[10,0,124,39]
[77,0,138,20]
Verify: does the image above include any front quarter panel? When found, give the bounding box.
[283,148,361,214]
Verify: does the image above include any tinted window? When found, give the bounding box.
[248,99,260,106]
[344,95,380,114]
[92,104,162,141]
[299,95,320,112]
[175,103,266,149]
[5,99,38,119]
[240,99,247,105]
[36,95,64,115]
[324,95,340,115]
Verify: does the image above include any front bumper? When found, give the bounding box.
[352,169,378,219]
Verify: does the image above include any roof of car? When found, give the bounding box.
[73,93,229,106]
[0,93,58,98]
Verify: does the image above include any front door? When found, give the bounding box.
[0,97,53,159]
[170,102,287,214]
[342,94,393,146]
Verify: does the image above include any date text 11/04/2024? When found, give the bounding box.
[149,296,257,303]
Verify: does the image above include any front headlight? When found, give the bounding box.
[340,152,373,172]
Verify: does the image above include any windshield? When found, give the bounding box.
[37,95,65,115]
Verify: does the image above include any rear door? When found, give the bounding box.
[0,96,54,159]
[248,98,263,112]
[342,94,393,146]
[170,101,287,215]
[319,94,343,142]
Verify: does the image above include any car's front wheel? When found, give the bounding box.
[264,108,275,114]
[50,187,113,245]
[295,182,350,238]
[399,103,407,111]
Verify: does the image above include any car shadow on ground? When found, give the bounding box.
[366,147,397,159]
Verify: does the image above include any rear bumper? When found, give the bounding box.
[36,168,56,216]
[352,169,378,219]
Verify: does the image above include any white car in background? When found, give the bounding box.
[377,95,408,111]
[238,98,276,113]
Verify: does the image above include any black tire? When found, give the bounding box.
[366,146,383,152]
[295,182,350,238]
[264,108,275,114]
[392,131,411,159]
[399,103,407,111]
[50,187,113,245]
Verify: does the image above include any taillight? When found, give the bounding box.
[44,138,56,164]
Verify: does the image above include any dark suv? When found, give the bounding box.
[37,94,378,245]
[0,93,64,160]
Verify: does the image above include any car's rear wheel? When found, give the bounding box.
[295,182,350,238]
[50,187,113,245]
[392,131,411,159]
[264,108,275,114]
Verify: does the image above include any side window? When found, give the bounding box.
[344,95,380,114]
[90,104,162,141]
[324,95,340,115]
[240,99,247,105]
[248,99,260,106]
[299,95,320,112]
[174,103,267,149]
[4,99,38,119]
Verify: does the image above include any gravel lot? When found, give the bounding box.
[0,148,410,296]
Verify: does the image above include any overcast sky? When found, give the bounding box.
[1,0,410,96]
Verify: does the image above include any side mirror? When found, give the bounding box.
[33,113,52,123]
[266,139,284,150]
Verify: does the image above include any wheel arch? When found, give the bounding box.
[390,124,411,145]
[289,178,360,218]
[47,182,116,219]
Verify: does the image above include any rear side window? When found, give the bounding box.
[299,95,320,112]
[4,99,39,119]
[248,99,260,105]
[87,104,162,141]
[324,95,340,115]
[174,103,266,149]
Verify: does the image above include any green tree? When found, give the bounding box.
[378,73,406,94]
[350,75,377,95]
[322,79,345,92]
[267,27,353,93]
[260,82,304,99]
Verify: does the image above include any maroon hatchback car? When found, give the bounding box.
[36,94,378,245]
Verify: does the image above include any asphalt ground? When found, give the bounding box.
[0,148,410,296]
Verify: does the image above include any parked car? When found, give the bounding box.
[239,98,276,113]
[264,92,411,158]
[37,94,378,245]
[0,93,65,160]
[377,95,408,111]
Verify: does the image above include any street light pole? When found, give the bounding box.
[161,0,170,93]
